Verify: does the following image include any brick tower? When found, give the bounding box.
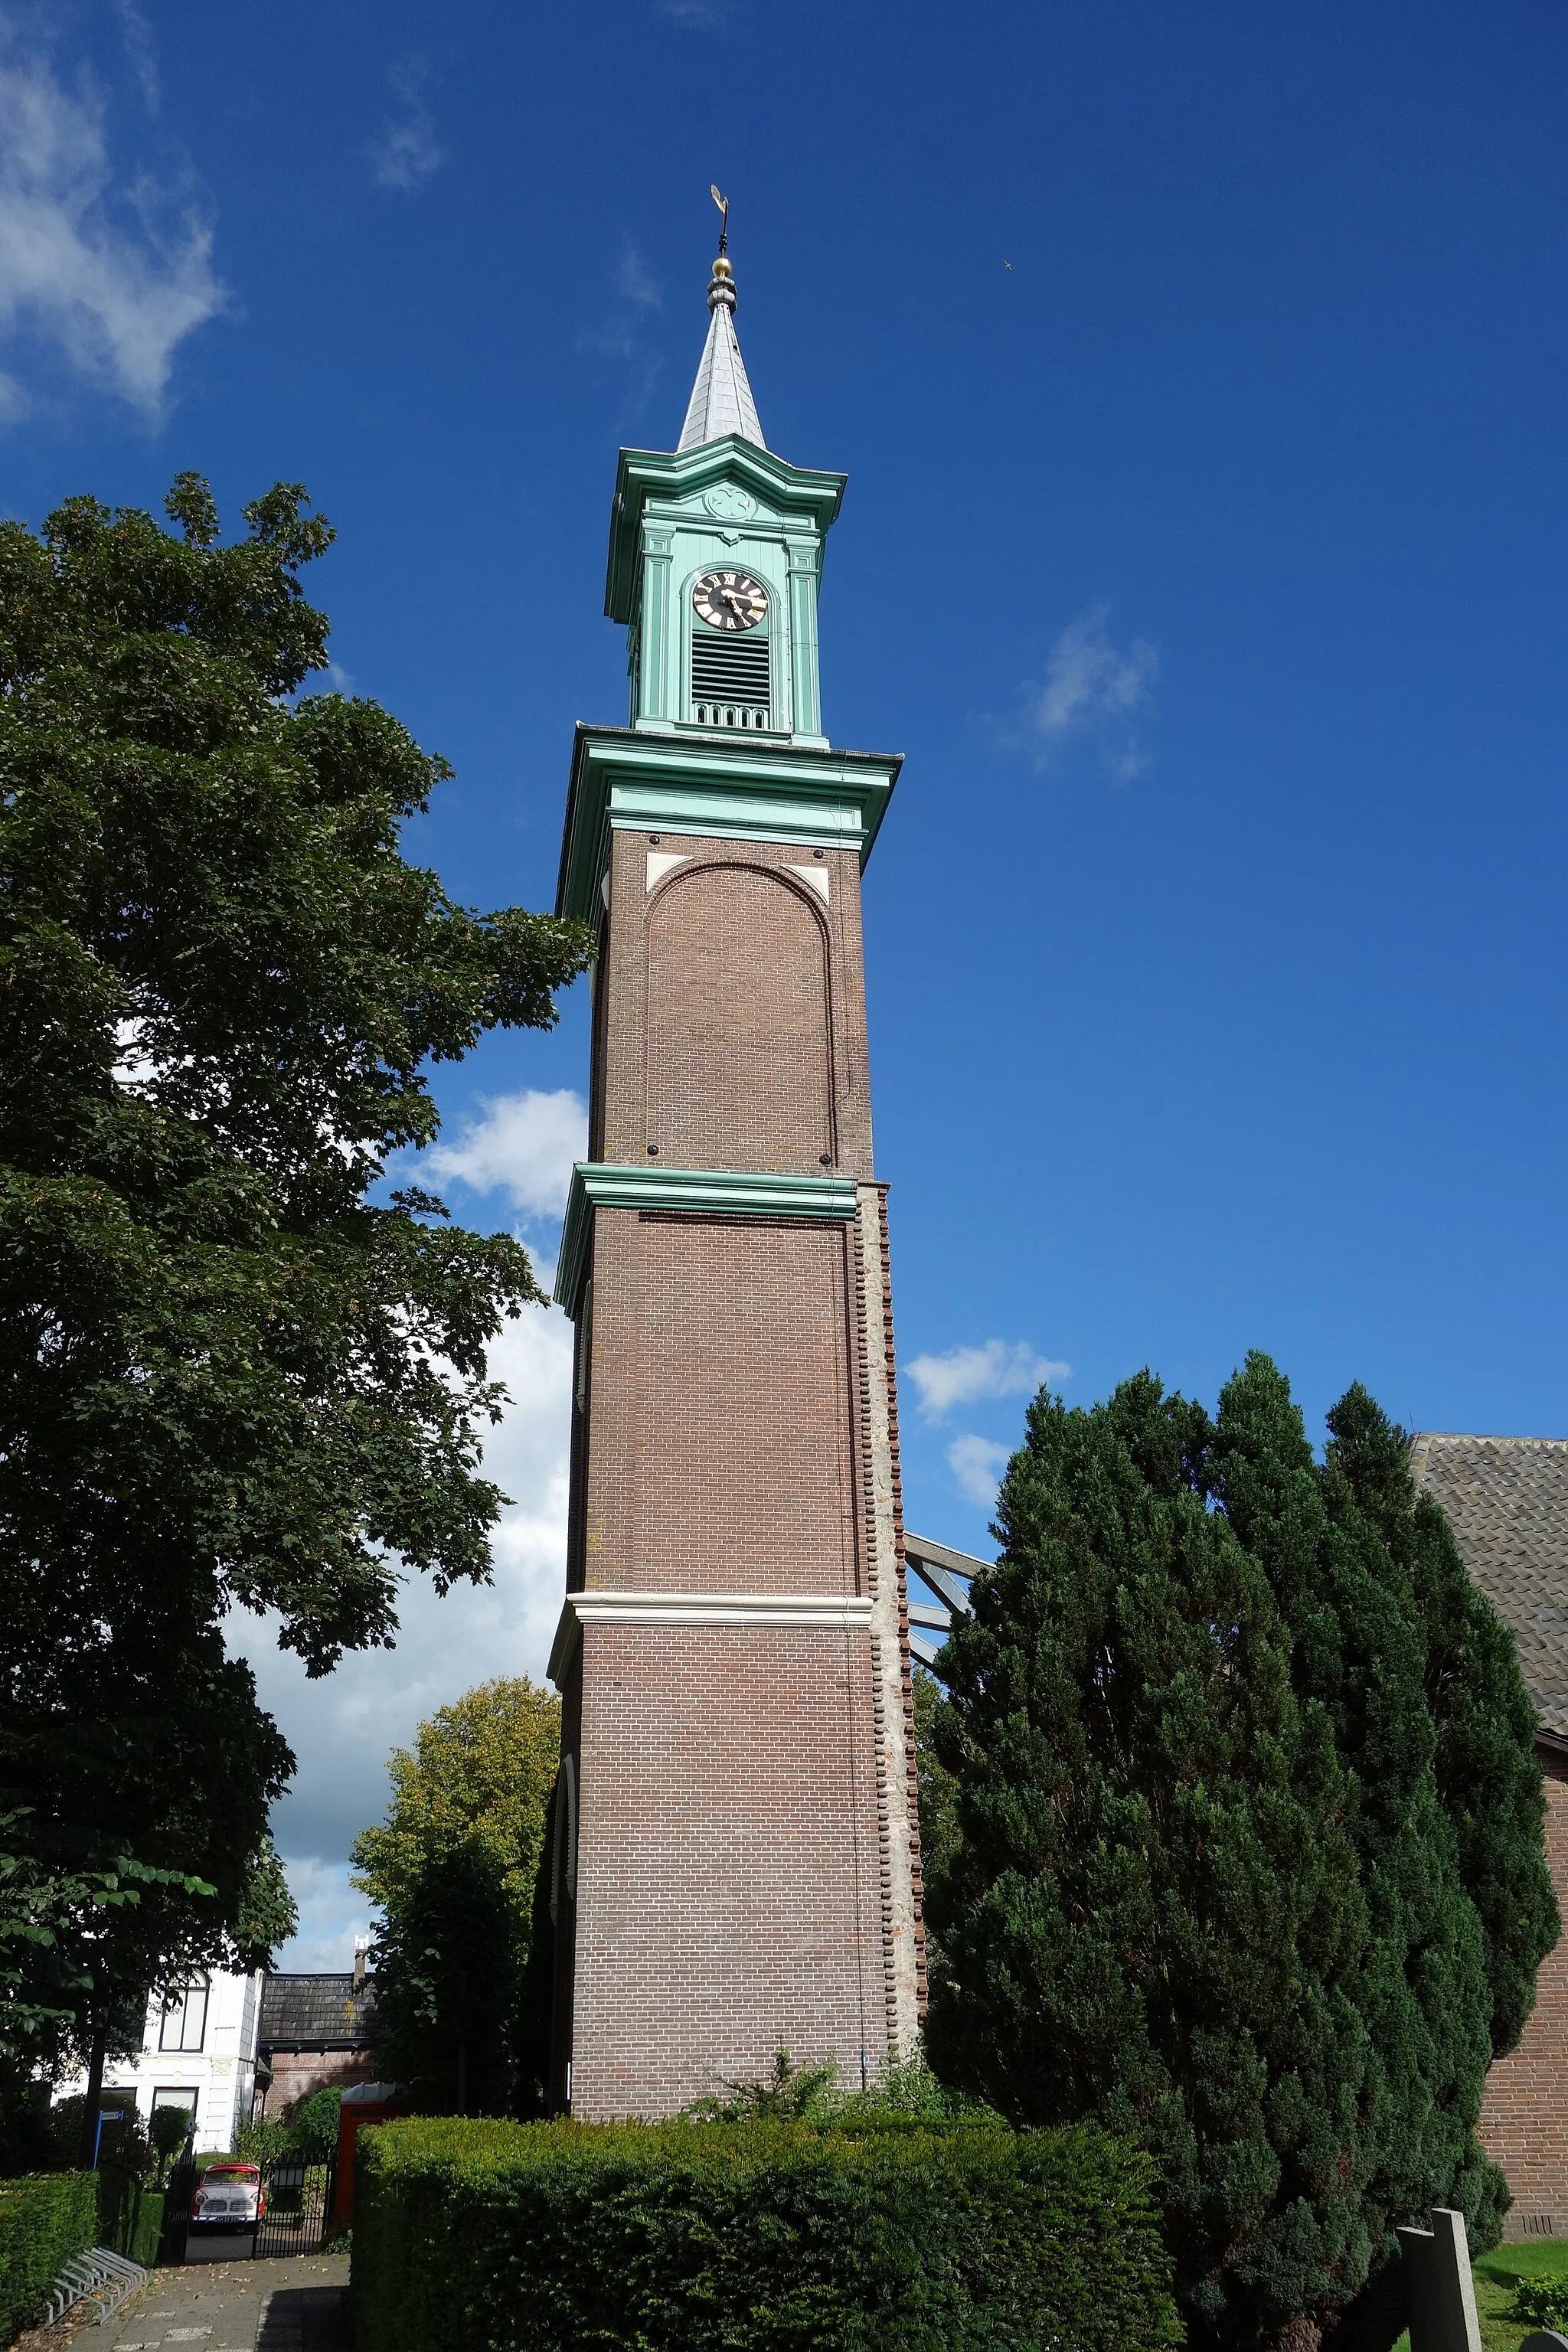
[546,215,921,2118]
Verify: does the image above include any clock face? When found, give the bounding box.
[692,569,769,632]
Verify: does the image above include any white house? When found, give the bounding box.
[58,1971,263,2154]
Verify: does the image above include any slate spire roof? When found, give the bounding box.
[677,250,766,453]
[1409,1432,1568,1743]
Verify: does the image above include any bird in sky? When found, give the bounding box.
[1003,259,1014,270]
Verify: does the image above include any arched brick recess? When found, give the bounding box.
[645,863,834,1172]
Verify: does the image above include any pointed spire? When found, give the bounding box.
[676,237,766,452]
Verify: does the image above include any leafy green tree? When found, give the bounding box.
[0,476,589,2112]
[365,1844,519,2114]
[0,474,592,1678]
[351,1677,560,2113]
[926,1361,1556,2352]
[1204,1361,1557,2349]
[2,1593,296,2156]
[0,1803,208,2164]
[1319,1384,1557,2062]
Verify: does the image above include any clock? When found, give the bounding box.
[692,570,769,632]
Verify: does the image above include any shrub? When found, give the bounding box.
[0,2173,98,2345]
[234,2117,294,2168]
[1514,2278,1568,2331]
[148,2105,192,2181]
[286,2088,343,2161]
[47,2097,149,2177]
[96,2174,165,2268]
[353,2113,1181,2352]
[686,2047,985,2125]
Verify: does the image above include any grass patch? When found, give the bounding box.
[1475,2240,1568,2352]
[1389,2238,1568,2352]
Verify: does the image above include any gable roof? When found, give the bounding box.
[258,1973,377,2050]
[1409,1432,1568,1743]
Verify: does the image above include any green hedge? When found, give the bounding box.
[97,2175,165,2269]
[0,2173,99,2346]
[353,2115,1181,2352]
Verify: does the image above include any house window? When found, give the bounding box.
[158,1978,209,2052]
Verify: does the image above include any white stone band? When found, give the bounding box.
[547,1589,872,1686]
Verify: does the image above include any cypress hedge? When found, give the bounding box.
[353,2114,1181,2352]
[0,2173,98,2345]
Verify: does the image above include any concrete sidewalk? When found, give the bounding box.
[76,2255,349,2352]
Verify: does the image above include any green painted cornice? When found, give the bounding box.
[606,439,847,623]
[555,725,902,924]
[555,1161,858,1319]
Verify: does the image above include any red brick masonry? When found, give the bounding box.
[554,831,920,2117]
[1481,1749,1568,2239]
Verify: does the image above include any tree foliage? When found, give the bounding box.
[352,1677,561,2113]
[0,477,589,2109]
[925,1357,1557,2352]
[0,1808,206,2059]
[0,473,593,1677]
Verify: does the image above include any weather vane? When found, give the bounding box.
[710,183,729,254]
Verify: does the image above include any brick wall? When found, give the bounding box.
[577,1210,858,1596]
[646,862,834,1171]
[556,815,920,2118]
[1480,1747,1568,2239]
[570,1620,888,2118]
[260,2049,379,2115]
[595,830,874,1178]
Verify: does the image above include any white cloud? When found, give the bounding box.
[370,59,443,192]
[1024,604,1158,781]
[616,243,661,311]
[421,1087,586,1221]
[948,1434,1011,1511]
[273,1857,371,1976]
[577,246,669,416]
[112,0,159,117]
[904,1338,1069,1422]
[240,1303,575,1963]
[0,26,225,416]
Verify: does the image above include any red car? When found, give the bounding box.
[188,2163,265,2228]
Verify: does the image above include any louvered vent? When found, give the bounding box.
[690,629,771,729]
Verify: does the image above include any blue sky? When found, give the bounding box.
[8,0,1566,1962]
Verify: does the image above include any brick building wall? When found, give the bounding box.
[567,1621,888,2117]
[261,2047,380,2114]
[554,824,920,2116]
[1480,1747,1568,2238]
[595,830,875,1178]
[580,1210,858,1596]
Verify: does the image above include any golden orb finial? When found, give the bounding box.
[706,187,737,312]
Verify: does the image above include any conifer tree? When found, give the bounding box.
[1205,1360,1512,2339]
[926,1359,1555,2352]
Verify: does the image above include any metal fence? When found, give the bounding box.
[250,2154,336,2259]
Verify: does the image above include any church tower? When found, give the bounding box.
[547,217,922,2118]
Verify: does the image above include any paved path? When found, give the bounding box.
[77,2255,349,2352]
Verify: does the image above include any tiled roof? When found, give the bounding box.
[257,1974,377,2049]
[1409,1433,1568,1743]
